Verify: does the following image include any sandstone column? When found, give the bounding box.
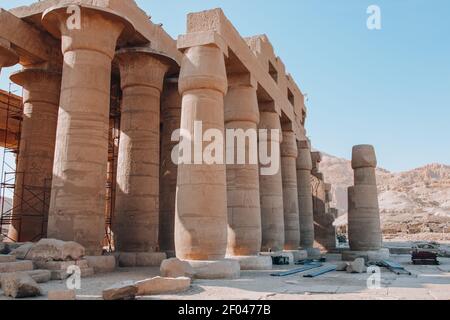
[345,145,386,261]
[259,111,285,252]
[0,39,18,75]
[174,37,239,279]
[7,68,61,242]
[280,129,300,250]
[296,140,320,258]
[159,78,181,257]
[42,8,126,255]
[224,74,271,270]
[114,48,169,264]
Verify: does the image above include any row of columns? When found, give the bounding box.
[1,7,322,265]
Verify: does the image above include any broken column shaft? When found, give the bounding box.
[348,145,382,251]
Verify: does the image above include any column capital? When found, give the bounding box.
[0,39,19,69]
[352,144,377,169]
[116,47,173,92]
[42,6,132,59]
[178,42,228,96]
[259,111,282,143]
[10,68,61,105]
[224,82,259,125]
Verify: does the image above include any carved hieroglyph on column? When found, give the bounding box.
[159,79,182,257]
[0,39,19,76]
[8,68,61,242]
[348,145,382,251]
[225,74,261,257]
[296,140,316,252]
[175,43,229,261]
[114,48,169,254]
[42,7,127,255]
[259,110,285,252]
[281,128,300,250]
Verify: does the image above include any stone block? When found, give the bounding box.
[135,252,167,267]
[160,258,196,279]
[0,260,34,273]
[86,256,116,273]
[28,239,85,262]
[0,255,16,263]
[227,256,273,270]
[336,262,350,272]
[346,258,367,274]
[188,260,240,280]
[102,281,137,301]
[48,290,76,300]
[10,243,33,260]
[2,273,41,298]
[135,276,191,296]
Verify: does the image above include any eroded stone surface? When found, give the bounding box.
[135,276,191,296]
[1,273,41,298]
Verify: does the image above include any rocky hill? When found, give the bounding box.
[320,154,450,240]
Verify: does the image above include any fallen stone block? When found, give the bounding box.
[189,260,241,280]
[0,270,51,287]
[103,281,137,301]
[346,258,367,274]
[135,276,191,296]
[0,260,34,273]
[0,255,16,263]
[160,258,196,279]
[28,239,85,262]
[50,267,94,280]
[2,273,41,298]
[26,270,52,284]
[86,256,116,273]
[33,260,88,271]
[10,243,33,260]
[48,290,76,300]
[336,262,350,272]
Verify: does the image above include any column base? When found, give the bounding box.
[342,248,390,263]
[226,255,273,270]
[304,247,322,259]
[184,259,241,280]
[116,252,167,267]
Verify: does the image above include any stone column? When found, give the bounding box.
[42,8,127,255]
[345,145,387,261]
[259,111,285,252]
[113,48,169,265]
[174,39,239,279]
[280,130,300,250]
[0,39,18,75]
[224,74,271,270]
[159,78,181,257]
[7,68,61,242]
[296,140,320,258]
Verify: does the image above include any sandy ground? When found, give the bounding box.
[1,251,449,301]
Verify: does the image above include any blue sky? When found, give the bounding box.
[1,0,449,172]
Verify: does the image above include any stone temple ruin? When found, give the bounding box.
[0,0,389,296]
